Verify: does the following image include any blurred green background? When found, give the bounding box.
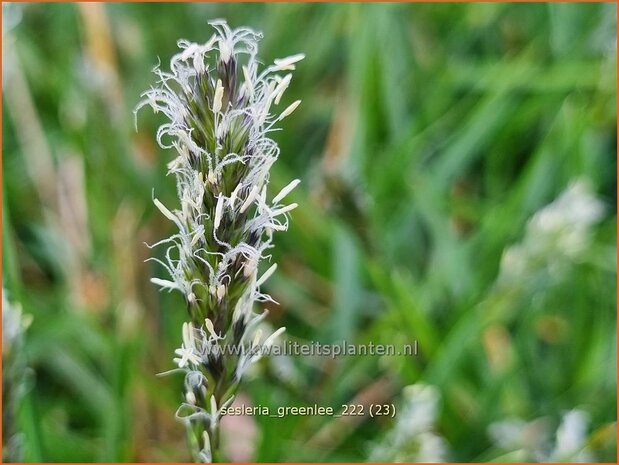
[2,2,617,462]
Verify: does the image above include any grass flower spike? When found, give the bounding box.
[137,20,302,462]
[2,289,32,462]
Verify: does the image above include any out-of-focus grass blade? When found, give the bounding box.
[19,392,46,462]
[2,193,22,295]
[430,92,516,189]
[325,226,361,342]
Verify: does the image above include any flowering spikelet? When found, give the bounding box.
[499,179,605,282]
[488,410,595,462]
[370,384,449,462]
[136,20,302,462]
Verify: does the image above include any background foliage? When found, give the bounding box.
[2,2,617,462]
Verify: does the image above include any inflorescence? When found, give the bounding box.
[137,19,302,462]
